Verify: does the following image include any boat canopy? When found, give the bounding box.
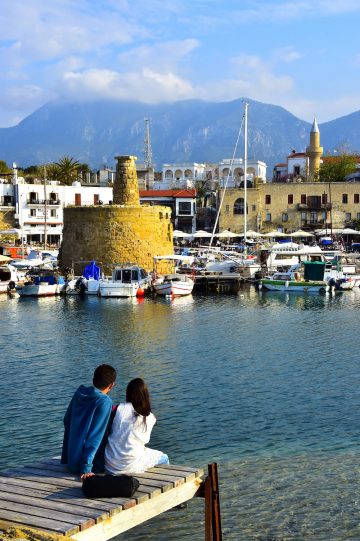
[83,261,101,280]
[154,255,195,264]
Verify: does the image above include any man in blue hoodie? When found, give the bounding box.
[61,364,117,479]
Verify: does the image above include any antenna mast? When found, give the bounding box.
[144,118,153,169]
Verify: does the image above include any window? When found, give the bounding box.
[252,204,256,211]
[282,213,288,222]
[75,193,81,206]
[346,213,351,221]
[310,211,318,224]
[322,193,328,204]
[354,194,359,204]
[94,194,99,205]
[178,201,192,215]
[301,212,307,221]
[288,194,293,205]
[342,194,348,204]
[234,198,247,215]
[50,209,56,217]
[301,194,306,204]
[265,194,271,205]
[294,166,300,175]
[30,209,36,217]
[357,213,360,220]
[265,212,271,222]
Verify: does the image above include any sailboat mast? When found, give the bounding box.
[243,102,248,256]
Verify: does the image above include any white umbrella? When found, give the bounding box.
[290,230,315,238]
[262,230,289,238]
[245,230,262,238]
[173,230,192,238]
[340,228,359,235]
[0,228,21,237]
[192,230,213,238]
[215,230,240,239]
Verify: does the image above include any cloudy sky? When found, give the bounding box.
[0,0,359,127]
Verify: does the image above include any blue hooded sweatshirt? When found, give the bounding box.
[61,385,112,474]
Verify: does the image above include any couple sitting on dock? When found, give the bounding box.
[61,364,169,481]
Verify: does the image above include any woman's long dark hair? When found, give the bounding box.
[126,378,152,426]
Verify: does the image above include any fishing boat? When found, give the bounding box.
[16,268,65,297]
[153,255,195,296]
[261,261,329,293]
[99,264,151,298]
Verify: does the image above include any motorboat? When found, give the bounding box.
[261,261,330,293]
[0,263,19,294]
[153,255,195,296]
[99,264,151,298]
[258,243,341,273]
[66,260,103,295]
[16,269,65,297]
[204,250,260,279]
[11,250,57,270]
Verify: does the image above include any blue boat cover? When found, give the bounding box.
[83,261,100,280]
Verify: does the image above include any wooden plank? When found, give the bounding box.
[0,507,79,536]
[71,476,203,541]
[149,467,196,480]
[153,464,204,476]
[131,471,184,487]
[134,485,161,498]
[0,498,94,532]
[0,489,108,523]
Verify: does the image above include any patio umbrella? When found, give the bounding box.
[290,230,315,238]
[262,230,289,238]
[173,230,192,238]
[0,255,12,263]
[192,230,213,238]
[340,228,359,235]
[0,228,21,237]
[245,230,262,238]
[215,230,240,239]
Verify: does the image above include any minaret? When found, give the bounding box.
[306,118,323,179]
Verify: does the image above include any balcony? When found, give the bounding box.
[27,199,61,206]
[297,202,332,211]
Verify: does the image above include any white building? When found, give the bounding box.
[218,158,267,187]
[161,163,207,189]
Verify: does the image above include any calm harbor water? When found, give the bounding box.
[1,288,360,540]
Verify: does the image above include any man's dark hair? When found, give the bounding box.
[93,364,117,390]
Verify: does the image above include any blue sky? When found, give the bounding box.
[0,0,360,127]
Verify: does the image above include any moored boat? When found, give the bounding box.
[16,269,65,297]
[99,264,151,298]
[261,261,329,293]
[153,255,195,296]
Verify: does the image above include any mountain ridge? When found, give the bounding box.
[0,97,359,174]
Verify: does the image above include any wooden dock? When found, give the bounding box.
[0,458,222,540]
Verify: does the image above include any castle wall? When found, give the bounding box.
[60,204,173,274]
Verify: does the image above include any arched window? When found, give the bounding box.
[234,198,248,215]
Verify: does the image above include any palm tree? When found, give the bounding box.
[53,156,81,185]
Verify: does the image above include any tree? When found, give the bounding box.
[317,153,358,182]
[53,156,81,185]
[0,160,12,174]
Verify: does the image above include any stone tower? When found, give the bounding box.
[60,154,173,274]
[306,118,323,179]
[113,155,140,206]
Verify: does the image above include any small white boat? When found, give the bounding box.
[153,274,194,296]
[0,263,19,294]
[99,264,151,298]
[261,261,329,293]
[153,255,195,296]
[17,269,65,297]
[66,261,103,295]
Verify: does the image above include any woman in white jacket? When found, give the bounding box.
[105,378,169,474]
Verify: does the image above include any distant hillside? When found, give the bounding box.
[0,97,359,175]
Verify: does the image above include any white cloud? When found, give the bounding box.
[272,47,304,64]
[60,68,195,102]
[117,39,200,71]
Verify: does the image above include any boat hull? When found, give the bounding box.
[154,280,194,296]
[261,279,329,293]
[17,283,59,297]
[99,282,140,297]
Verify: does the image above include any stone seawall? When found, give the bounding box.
[60,204,173,274]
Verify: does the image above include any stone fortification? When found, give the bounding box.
[60,155,173,274]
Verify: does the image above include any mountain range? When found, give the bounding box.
[0,97,359,175]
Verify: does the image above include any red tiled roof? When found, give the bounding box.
[139,189,196,198]
[274,163,287,167]
[287,152,306,158]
